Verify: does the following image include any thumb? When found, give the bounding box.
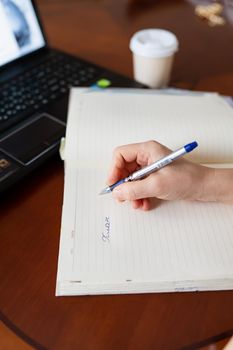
[112,179,152,201]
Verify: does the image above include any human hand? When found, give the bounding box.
[107,140,214,210]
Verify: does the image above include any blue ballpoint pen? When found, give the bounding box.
[99,141,198,195]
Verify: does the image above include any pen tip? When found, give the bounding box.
[99,187,111,195]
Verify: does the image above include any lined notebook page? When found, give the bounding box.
[70,91,233,165]
[56,90,233,295]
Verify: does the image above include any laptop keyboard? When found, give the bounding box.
[0,51,101,131]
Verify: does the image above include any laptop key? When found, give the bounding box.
[0,51,101,131]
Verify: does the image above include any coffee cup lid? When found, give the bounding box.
[130,29,179,58]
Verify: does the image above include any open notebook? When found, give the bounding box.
[56,89,233,296]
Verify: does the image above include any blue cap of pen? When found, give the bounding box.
[184,141,198,153]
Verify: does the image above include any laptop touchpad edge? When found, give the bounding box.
[0,114,66,165]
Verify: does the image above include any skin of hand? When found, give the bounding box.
[107,140,233,210]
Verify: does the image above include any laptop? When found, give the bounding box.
[0,0,143,193]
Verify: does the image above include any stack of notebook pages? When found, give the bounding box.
[56,88,233,296]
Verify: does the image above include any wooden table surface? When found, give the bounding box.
[1,1,233,349]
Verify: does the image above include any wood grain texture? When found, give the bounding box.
[0,1,233,350]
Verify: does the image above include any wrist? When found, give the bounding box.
[212,168,233,204]
[194,166,218,202]
[195,167,233,204]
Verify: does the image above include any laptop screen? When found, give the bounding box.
[0,0,45,67]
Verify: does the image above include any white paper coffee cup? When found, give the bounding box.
[130,29,179,88]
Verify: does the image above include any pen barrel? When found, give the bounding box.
[130,147,186,181]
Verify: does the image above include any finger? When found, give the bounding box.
[131,198,151,211]
[113,143,143,163]
[107,166,125,185]
[112,176,155,201]
[107,144,142,184]
[142,198,151,211]
[107,142,154,184]
[131,199,143,209]
[107,160,137,185]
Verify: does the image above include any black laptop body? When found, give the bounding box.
[0,0,142,193]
